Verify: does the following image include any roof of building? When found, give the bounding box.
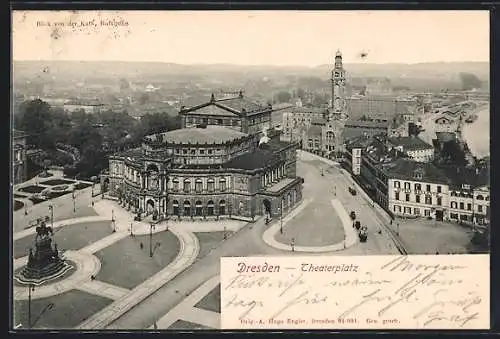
[185,104,237,117]
[222,138,291,170]
[271,103,294,111]
[115,147,144,159]
[345,119,390,128]
[434,132,457,143]
[181,93,269,117]
[291,107,326,114]
[149,126,249,145]
[383,159,449,184]
[438,165,489,189]
[388,136,434,151]
[223,148,277,170]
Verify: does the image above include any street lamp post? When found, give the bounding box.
[130,222,133,236]
[149,223,155,257]
[111,210,116,232]
[27,283,34,328]
[397,222,400,236]
[72,190,76,213]
[279,206,283,234]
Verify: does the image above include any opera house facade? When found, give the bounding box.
[103,92,304,221]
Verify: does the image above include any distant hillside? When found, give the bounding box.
[13,60,489,90]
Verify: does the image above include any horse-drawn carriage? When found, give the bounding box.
[350,211,356,220]
[358,226,368,242]
[353,220,361,230]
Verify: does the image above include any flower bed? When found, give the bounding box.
[14,200,24,211]
[47,191,71,199]
[40,179,75,186]
[51,184,70,192]
[19,185,46,194]
[74,182,92,190]
[29,196,47,205]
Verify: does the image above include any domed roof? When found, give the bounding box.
[152,125,249,145]
[336,50,342,57]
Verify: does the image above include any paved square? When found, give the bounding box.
[13,290,113,329]
[94,231,181,289]
[274,198,345,247]
[196,232,232,260]
[14,221,113,259]
[389,218,475,254]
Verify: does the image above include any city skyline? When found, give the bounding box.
[12,10,489,66]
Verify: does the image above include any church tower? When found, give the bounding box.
[330,50,347,120]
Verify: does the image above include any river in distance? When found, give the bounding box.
[462,104,490,159]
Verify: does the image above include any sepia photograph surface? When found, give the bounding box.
[11,10,490,330]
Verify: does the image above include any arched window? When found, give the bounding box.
[207,178,215,193]
[173,200,179,216]
[195,200,203,216]
[172,178,179,192]
[219,200,226,215]
[451,201,457,209]
[195,179,203,193]
[183,200,191,216]
[183,179,190,193]
[219,177,227,192]
[207,200,215,216]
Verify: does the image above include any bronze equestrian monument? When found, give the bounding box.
[15,221,73,285]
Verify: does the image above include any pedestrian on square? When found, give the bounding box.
[140,242,144,250]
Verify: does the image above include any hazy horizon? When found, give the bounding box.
[13,59,490,67]
[13,10,489,66]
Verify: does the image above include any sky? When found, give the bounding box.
[12,10,490,66]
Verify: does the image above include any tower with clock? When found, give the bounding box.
[330,49,347,120]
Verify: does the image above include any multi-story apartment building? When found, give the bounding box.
[345,134,489,225]
[346,95,420,121]
[387,160,450,221]
[441,165,490,225]
[344,135,407,210]
[388,136,434,163]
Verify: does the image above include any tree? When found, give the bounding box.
[459,72,482,91]
[49,107,72,143]
[276,91,292,103]
[440,140,468,166]
[296,88,306,100]
[16,99,55,149]
[119,78,130,91]
[139,93,149,105]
